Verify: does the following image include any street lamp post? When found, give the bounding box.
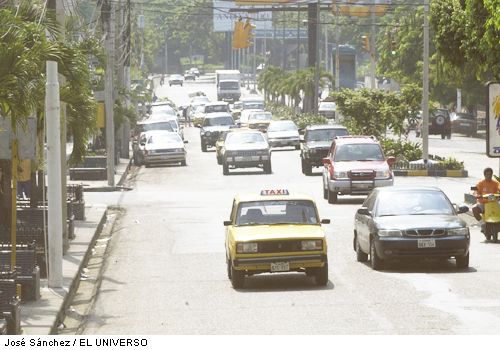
[313,1,320,115]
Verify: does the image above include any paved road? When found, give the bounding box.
[81,80,500,334]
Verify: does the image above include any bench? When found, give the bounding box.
[69,156,107,180]
[0,273,21,335]
[0,243,40,301]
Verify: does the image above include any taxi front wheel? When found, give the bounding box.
[231,264,245,289]
[315,263,328,286]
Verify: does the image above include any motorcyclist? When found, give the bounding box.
[472,167,500,221]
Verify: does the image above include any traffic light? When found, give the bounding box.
[242,19,256,48]
[232,19,245,49]
[361,35,370,52]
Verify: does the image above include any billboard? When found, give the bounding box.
[486,82,500,157]
[333,0,391,17]
[213,1,272,32]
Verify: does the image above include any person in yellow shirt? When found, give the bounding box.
[472,167,500,221]
[17,159,31,199]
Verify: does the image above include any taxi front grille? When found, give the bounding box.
[404,229,446,237]
[258,240,302,253]
[235,150,260,157]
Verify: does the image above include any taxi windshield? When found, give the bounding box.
[249,113,272,121]
[236,200,319,225]
[376,191,454,217]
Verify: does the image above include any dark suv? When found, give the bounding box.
[300,124,349,175]
[416,109,452,139]
[200,113,234,152]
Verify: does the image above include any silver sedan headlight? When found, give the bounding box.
[447,227,469,236]
[378,229,403,237]
[236,242,258,253]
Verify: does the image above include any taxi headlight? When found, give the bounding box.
[236,242,258,254]
[378,229,402,237]
[301,240,323,251]
[376,170,391,179]
[447,227,469,236]
[334,170,348,179]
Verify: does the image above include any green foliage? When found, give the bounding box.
[266,102,327,130]
[329,85,421,139]
[379,138,422,162]
[438,157,464,170]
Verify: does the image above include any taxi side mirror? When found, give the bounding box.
[321,219,330,224]
[223,220,232,226]
[456,205,469,214]
[184,140,189,144]
[357,208,371,216]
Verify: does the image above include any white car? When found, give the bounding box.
[143,131,188,167]
[266,120,300,150]
[318,101,336,120]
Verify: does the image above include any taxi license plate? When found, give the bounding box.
[355,183,370,189]
[417,239,436,248]
[270,262,290,272]
[236,156,252,162]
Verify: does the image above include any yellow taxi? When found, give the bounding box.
[224,189,330,288]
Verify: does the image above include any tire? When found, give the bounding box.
[226,258,232,280]
[180,159,187,166]
[201,142,207,152]
[217,155,222,165]
[456,252,469,269]
[327,188,338,204]
[441,133,446,139]
[447,132,451,139]
[230,264,245,288]
[301,159,312,176]
[295,145,300,150]
[370,239,384,270]
[315,263,328,286]
[223,162,229,175]
[263,161,272,174]
[493,232,498,243]
[356,235,368,262]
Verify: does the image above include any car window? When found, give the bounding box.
[236,200,319,225]
[148,133,181,144]
[203,116,234,126]
[334,144,384,161]
[205,105,229,113]
[268,122,297,132]
[243,102,264,110]
[226,132,265,145]
[167,120,178,129]
[249,113,272,121]
[362,191,377,211]
[141,122,174,132]
[375,191,454,217]
[306,128,348,142]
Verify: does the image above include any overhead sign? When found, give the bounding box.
[213,0,272,32]
[0,117,37,160]
[486,82,500,157]
[333,0,391,17]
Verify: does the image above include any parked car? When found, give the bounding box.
[452,112,477,137]
[322,136,395,204]
[142,130,188,167]
[318,101,336,120]
[221,130,271,175]
[184,70,195,81]
[133,129,175,166]
[266,120,300,149]
[200,113,235,152]
[353,186,470,270]
[168,74,184,86]
[300,124,349,175]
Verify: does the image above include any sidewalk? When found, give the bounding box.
[19,157,131,335]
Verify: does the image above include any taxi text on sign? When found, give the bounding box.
[486,82,500,157]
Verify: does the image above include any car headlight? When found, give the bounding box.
[334,170,348,179]
[236,242,258,254]
[376,170,391,179]
[301,240,323,251]
[447,227,469,236]
[378,229,402,237]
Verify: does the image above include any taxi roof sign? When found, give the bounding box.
[260,189,289,196]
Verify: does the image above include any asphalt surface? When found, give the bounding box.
[79,79,500,335]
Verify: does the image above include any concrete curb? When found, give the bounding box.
[394,169,468,178]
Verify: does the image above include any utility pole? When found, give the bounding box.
[422,0,430,161]
[334,4,340,92]
[122,0,131,159]
[313,1,320,114]
[103,0,116,186]
[253,32,257,91]
[46,62,63,288]
[369,2,376,89]
[296,4,300,71]
[324,19,328,73]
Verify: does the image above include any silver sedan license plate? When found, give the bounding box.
[417,238,436,248]
[270,262,290,272]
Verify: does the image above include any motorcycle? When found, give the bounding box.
[472,186,500,242]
